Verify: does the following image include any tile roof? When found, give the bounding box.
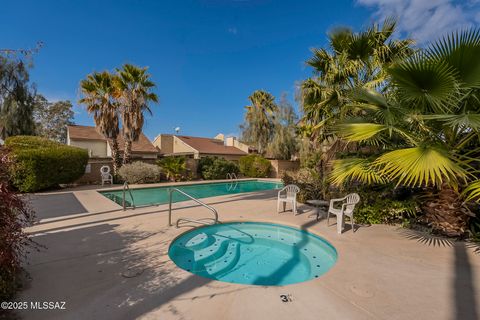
[176,135,247,156]
[67,125,105,141]
[67,125,158,154]
[116,131,158,153]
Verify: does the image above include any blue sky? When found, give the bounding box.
[1,0,479,140]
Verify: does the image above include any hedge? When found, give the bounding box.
[238,154,271,178]
[198,156,239,180]
[5,136,89,192]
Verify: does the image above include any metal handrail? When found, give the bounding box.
[122,182,136,210]
[226,172,238,180]
[168,188,218,227]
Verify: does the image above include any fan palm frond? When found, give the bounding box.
[420,113,480,130]
[427,29,480,88]
[463,180,480,202]
[389,56,460,113]
[375,146,467,188]
[328,27,353,54]
[330,158,386,186]
[351,87,388,107]
[336,122,387,143]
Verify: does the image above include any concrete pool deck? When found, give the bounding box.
[16,181,480,320]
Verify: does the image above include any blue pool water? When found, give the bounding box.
[100,180,283,207]
[169,222,337,286]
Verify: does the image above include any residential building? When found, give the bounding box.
[152,134,248,161]
[67,125,158,159]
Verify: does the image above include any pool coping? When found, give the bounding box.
[98,178,283,208]
[96,178,281,193]
[167,218,341,279]
[167,220,339,286]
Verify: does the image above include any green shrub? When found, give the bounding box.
[157,157,187,181]
[198,156,239,180]
[352,187,419,224]
[118,161,161,184]
[282,168,326,203]
[238,154,271,178]
[6,136,88,192]
[355,198,418,224]
[197,156,214,177]
[0,148,35,301]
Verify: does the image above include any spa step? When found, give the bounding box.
[193,237,230,266]
[182,232,212,250]
[204,242,240,276]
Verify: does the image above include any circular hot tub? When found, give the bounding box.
[168,222,337,286]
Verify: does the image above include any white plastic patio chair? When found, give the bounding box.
[100,165,113,186]
[327,193,360,234]
[277,184,300,215]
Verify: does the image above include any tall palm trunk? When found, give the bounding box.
[421,186,474,237]
[110,138,121,174]
[123,138,132,165]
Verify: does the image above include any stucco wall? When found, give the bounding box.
[185,157,199,178]
[152,135,174,154]
[76,158,113,184]
[228,138,250,153]
[269,160,300,178]
[173,136,197,154]
[70,139,108,157]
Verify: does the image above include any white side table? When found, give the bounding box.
[306,200,329,220]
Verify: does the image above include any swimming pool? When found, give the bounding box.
[168,222,337,286]
[100,180,283,207]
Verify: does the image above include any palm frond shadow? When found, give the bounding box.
[397,228,480,254]
[397,228,455,248]
[466,240,480,254]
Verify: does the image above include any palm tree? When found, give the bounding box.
[241,90,278,155]
[157,157,186,181]
[301,18,414,136]
[114,64,158,164]
[299,18,414,178]
[79,71,121,174]
[330,29,480,236]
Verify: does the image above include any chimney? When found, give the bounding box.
[214,133,225,141]
[225,136,235,147]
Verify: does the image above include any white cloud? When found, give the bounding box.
[357,0,480,43]
[227,27,238,35]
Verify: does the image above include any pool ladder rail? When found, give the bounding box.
[121,183,219,227]
[168,188,219,227]
[226,172,238,191]
[226,172,237,180]
[122,182,136,210]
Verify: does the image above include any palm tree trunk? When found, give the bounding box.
[123,138,132,165]
[110,138,121,174]
[421,186,474,237]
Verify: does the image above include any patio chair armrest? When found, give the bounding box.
[278,186,287,197]
[102,173,113,180]
[329,197,346,207]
